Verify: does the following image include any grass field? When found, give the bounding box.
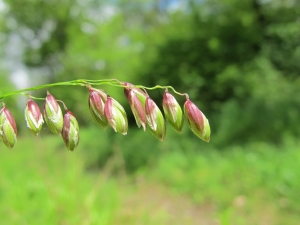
[0,128,299,225]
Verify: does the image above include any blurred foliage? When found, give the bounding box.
[1,130,300,225]
[147,137,300,225]
[2,1,300,223]
[1,0,300,144]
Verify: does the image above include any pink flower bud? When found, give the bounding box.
[162,91,184,133]
[44,92,64,135]
[25,99,44,135]
[184,99,210,142]
[123,82,133,100]
[62,110,79,151]
[123,82,147,104]
[88,87,108,129]
[0,107,17,148]
[145,97,166,141]
[126,88,146,131]
[105,96,128,135]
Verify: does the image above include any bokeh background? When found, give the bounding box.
[1,0,300,224]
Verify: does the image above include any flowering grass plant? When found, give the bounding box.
[0,79,210,150]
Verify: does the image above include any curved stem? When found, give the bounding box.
[21,93,46,101]
[0,79,186,100]
[135,85,189,99]
[0,79,118,100]
[57,100,68,111]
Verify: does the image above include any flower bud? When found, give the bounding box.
[88,87,108,129]
[184,99,210,142]
[104,96,128,135]
[25,99,44,135]
[123,82,147,105]
[126,88,146,131]
[43,92,64,135]
[145,97,166,141]
[162,91,184,133]
[0,107,17,148]
[62,110,79,151]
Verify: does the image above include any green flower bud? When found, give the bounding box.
[88,87,108,129]
[145,97,166,141]
[43,92,63,135]
[25,99,44,135]
[184,99,210,142]
[0,107,17,148]
[162,91,184,133]
[62,110,79,151]
[104,96,128,135]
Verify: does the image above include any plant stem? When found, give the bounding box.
[0,79,186,100]
[135,85,189,99]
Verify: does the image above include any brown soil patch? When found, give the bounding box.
[115,180,220,225]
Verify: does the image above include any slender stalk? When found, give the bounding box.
[135,85,189,99]
[0,79,187,100]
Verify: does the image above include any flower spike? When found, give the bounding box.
[104,96,128,135]
[25,99,44,135]
[145,97,166,141]
[126,88,147,131]
[162,90,184,133]
[43,92,64,135]
[0,79,212,148]
[0,107,17,148]
[62,110,79,151]
[184,99,210,142]
[88,87,108,129]
[123,82,147,104]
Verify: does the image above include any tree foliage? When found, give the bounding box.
[1,0,300,145]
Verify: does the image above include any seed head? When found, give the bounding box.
[88,87,108,129]
[104,96,128,135]
[162,91,184,133]
[43,92,64,135]
[184,99,210,142]
[0,107,17,148]
[145,97,166,141]
[25,99,44,135]
[62,110,79,151]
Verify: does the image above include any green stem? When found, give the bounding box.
[0,79,186,100]
[135,85,189,99]
[0,79,117,100]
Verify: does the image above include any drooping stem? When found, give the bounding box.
[0,79,118,100]
[135,85,189,99]
[57,100,68,111]
[0,79,187,100]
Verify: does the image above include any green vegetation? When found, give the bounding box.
[1,0,300,145]
[149,140,300,224]
[1,129,299,225]
[1,0,300,224]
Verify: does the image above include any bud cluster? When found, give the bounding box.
[1,92,79,151]
[122,83,210,142]
[0,81,210,150]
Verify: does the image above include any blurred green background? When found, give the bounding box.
[1,0,300,224]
